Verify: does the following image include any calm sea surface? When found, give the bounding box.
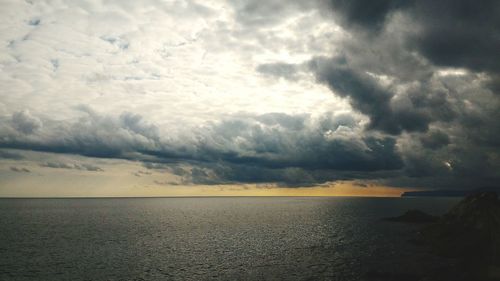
[0,197,459,281]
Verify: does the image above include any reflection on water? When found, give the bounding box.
[0,197,459,280]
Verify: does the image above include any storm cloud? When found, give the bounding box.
[0,109,403,185]
[256,0,500,189]
[1,0,499,191]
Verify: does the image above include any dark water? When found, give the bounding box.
[0,197,459,281]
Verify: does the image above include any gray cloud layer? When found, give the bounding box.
[0,108,403,186]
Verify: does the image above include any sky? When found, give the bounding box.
[0,0,499,197]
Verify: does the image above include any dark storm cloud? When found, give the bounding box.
[143,113,405,186]
[191,164,319,187]
[457,99,500,148]
[402,153,449,178]
[420,130,450,150]
[178,160,402,187]
[0,108,405,185]
[409,0,500,75]
[326,0,410,31]
[309,56,430,134]
[180,114,403,171]
[324,0,500,79]
[255,1,500,189]
[136,113,403,173]
[0,106,161,158]
[259,45,460,135]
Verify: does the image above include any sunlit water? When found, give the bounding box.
[0,197,459,280]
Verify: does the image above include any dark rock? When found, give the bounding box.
[421,192,500,278]
[401,189,499,198]
[384,209,439,223]
[363,270,421,281]
[401,190,472,197]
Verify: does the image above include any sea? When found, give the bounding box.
[0,197,460,281]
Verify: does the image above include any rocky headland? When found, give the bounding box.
[373,191,500,281]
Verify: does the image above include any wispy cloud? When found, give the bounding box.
[10,166,30,173]
[40,162,103,172]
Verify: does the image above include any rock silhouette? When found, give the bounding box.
[422,192,500,260]
[384,209,438,223]
[382,192,500,280]
[421,192,500,279]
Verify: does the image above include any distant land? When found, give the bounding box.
[401,189,500,198]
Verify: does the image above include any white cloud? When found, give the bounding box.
[0,0,349,134]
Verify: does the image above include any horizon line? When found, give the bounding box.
[0,194,403,199]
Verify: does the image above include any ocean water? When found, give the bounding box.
[0,197,459,281]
